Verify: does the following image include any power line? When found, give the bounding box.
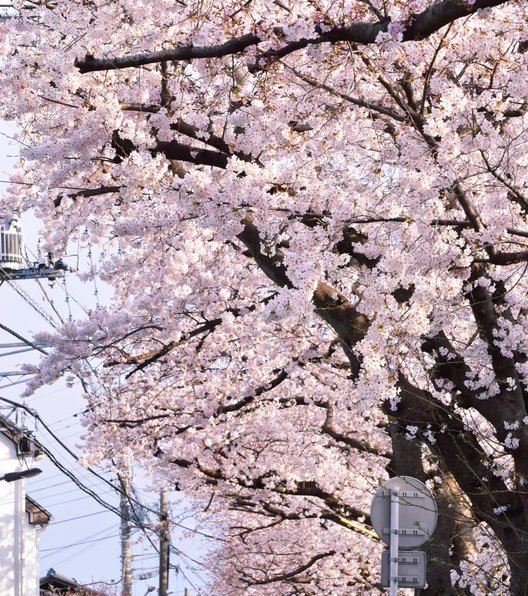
[41,528,119,553]
[50,509,111,526]
[27,479,72,493]
[0,321,48,354]
[1,275,58,327]
[0,395,212,540]
[37,487,117,509]
[0,395,126,512]
[0,394,211,588]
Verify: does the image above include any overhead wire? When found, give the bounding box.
[0,395,124,499]
[0,287,211,586]
[0,321,48,354]
[0,402,122,516]
[3,420,207,585]
[27,470,64,485]
[0,394,217,543]
[0,376,34,389]
[1,272,59,328]
[50,509,112,526]
[0,259,105,407]
[23,243,70,324]
[44,538,114,569]
[34,440,123,517]
[39,487,117,509]
[42,528,123,568]
[26,238,90,321]
[4,410,215,594]
[26,479,71,493]
[114,472,209,588]
[41,526,119,554]
[0,345,45,358]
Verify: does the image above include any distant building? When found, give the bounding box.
[40,568,105,595]
[0,414,51,596]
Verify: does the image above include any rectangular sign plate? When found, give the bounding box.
[381,550,427,588]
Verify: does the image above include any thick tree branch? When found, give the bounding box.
[394,378,528,586]
[423,330,527,447]
[483,249,528,266]
[120,103,255,161]
[322,405,383,456]
[466,264,526,412]
[233,497,377,540]
[75,0,511,73]
[238,215,368,372]
[75,33,261,73]
[171,456,365,522]
[480,150,528,214]
[237,214,292,288]
[154,141,229,169]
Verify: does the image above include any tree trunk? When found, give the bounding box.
[506,539,528,595]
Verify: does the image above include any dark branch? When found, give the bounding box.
[154,141,229,169]
[54,185,122,207]
[75,0,511,73]
[103,318,222,375]
[238,215,369,372]
[216,368,289,415]
[75,33,261,73]
[250,550,336,586]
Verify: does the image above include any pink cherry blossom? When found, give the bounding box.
[1,1,528,593]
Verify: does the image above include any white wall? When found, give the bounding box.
[22,511,42,596]
[0,433,42,596]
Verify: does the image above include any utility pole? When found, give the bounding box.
[119,475,133,596]
[159,489,170,596]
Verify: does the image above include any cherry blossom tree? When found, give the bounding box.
[2,0,528,592]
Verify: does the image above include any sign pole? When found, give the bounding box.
[371,476,437,591]
[390,490,399,596]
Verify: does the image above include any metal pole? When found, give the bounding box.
[119,477,133,596]
[159,489,170,596]
[14,478,23,596]
[390,490,399,596]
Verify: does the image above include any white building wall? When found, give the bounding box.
[0,432,42,596]
[23,512,41,596]
[0,435,20,596]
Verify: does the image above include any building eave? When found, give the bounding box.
[25,494,52,526]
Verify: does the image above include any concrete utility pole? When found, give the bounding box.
[119,476,133,596]
[159,489,170,596]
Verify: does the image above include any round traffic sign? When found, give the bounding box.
[370,476,437,548]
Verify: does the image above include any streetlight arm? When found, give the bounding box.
[0,468,42,482]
